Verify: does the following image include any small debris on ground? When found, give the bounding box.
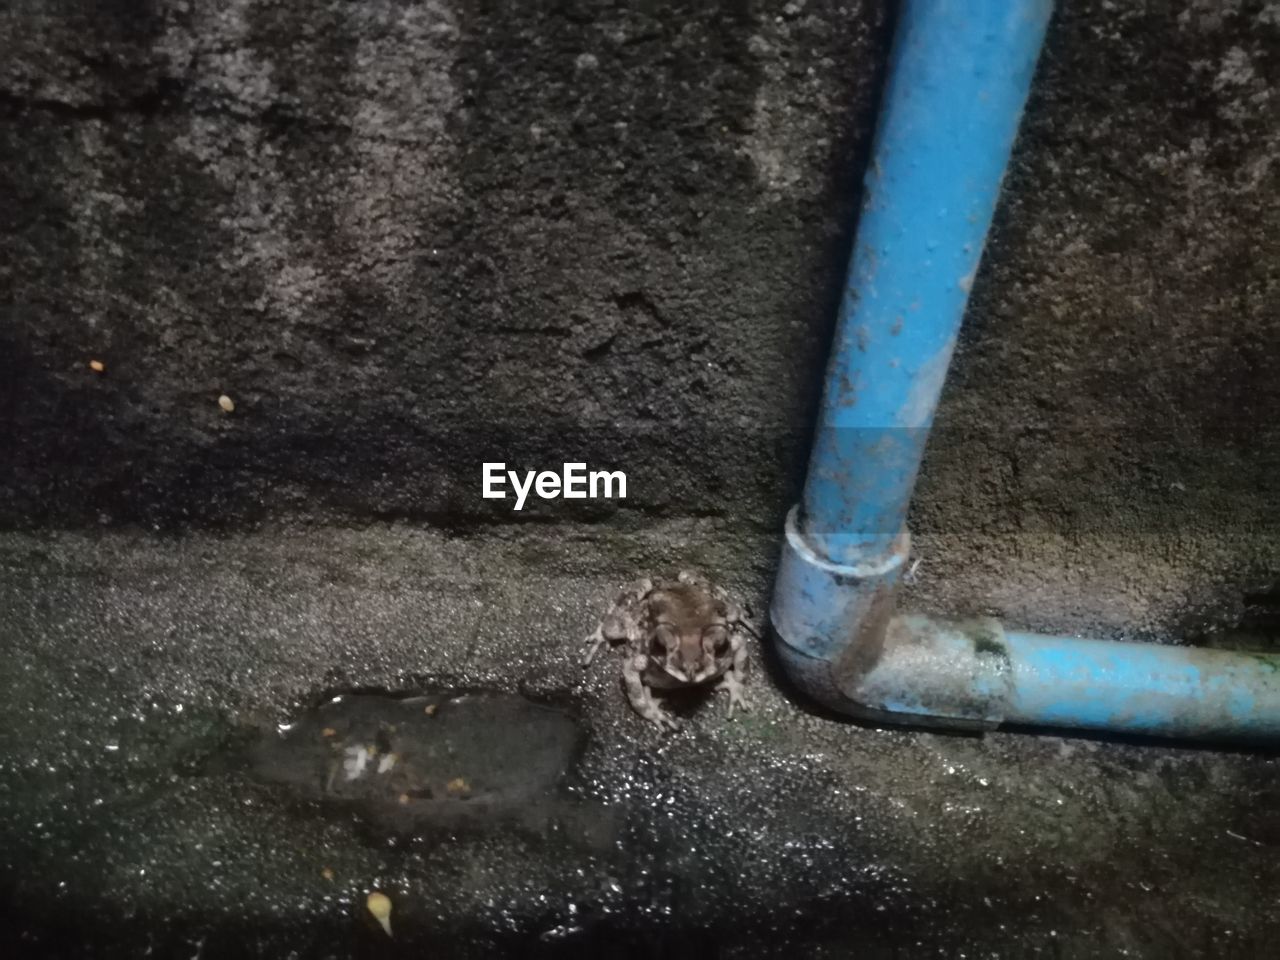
[446,777,471,797]
[343,745,370,780]
[88,359,105,373]
[218,394,235,413]
[366,891,393,937]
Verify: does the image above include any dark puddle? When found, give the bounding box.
[247,690,616,846]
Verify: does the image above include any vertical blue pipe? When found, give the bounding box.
[802,0,1053,562]
[772,0,1053,669]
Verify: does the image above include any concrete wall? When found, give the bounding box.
[3,1,1278,637]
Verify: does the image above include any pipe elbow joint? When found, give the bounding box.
[769,506,910,717]
[773,516,1280,740]
[770,507,1008,731]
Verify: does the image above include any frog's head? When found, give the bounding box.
[649,584,731,683]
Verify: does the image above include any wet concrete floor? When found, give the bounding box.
[1,524,1276,958]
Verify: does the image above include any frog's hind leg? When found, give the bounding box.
[623,655,679,730]
[718,635,750,716]
[582,579,654,666]
[700,580,760,639]
[582,610,637,666]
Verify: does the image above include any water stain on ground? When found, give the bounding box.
[247,690,615,846]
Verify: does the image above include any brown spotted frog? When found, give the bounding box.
[582,571,754,730]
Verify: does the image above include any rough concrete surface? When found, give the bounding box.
[3,1,1278,618]
[2,0,887,531]
[2,0,1279,956]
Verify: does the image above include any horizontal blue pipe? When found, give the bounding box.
[1002,631,1280,738]
[845,616,1280,741]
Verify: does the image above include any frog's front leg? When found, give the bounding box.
[719,634,750,716]
[623,655,679,730]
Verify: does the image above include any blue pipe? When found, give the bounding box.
[769,0,1280,742]
[840,616,1280,740]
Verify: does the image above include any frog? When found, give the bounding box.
[581,571,754,730]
